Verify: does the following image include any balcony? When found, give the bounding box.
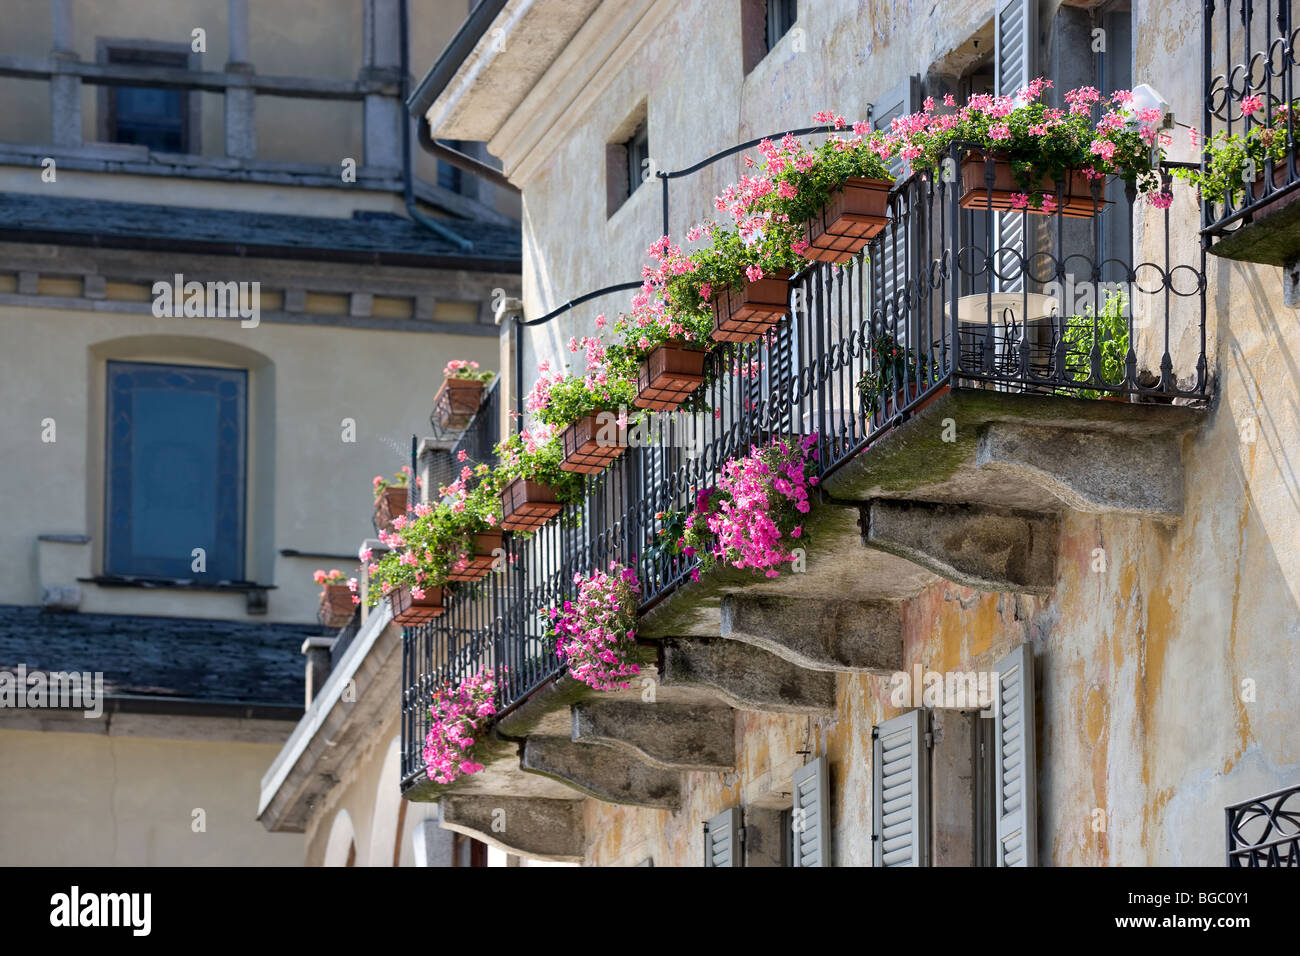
[398,142,1209,855]
[1226,784,1300,866]
[1201,0,1300,266]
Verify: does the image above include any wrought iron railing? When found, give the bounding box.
[449,377,501,477]
[1226,783,1300,866]
[399,141,1209,793]
[1202,0,1300,245]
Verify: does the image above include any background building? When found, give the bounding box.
[0,0,519,865]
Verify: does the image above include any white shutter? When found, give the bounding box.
[791,757,830,867]
[871,76,920,332]
[994,643,1037,867]
[872,709,929,866]
[993,0,1037,295]
[704,806,742,867]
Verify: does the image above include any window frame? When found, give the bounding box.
[103,359,248,583]
[95,37,201,154]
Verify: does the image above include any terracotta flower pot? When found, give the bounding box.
[373,486,408,534]
[433,377,486,430]
[318,583,355,627]
[387,584,445,624]
[634,342,707,411]
[446,530,505,582]
[558,413,628,474]
[499,477,563,532]
[958,155,1105,218]
[803,176,893,264]
[1248,152,1300,213]
[710,270,793,344]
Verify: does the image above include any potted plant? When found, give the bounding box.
[544,563,642,691]
[648,219,803,344]
[895,80,1170,217]
[1057,289,1131,400]
[609,300,714,411]
[493,428,586,532]
[314,568,356,627]
[674,435,820,579]
[422,667,500,784]
[528,340,637,474]
[1173,101,1297,214]
[442,470,505,583]
[856,331,942,425]
[748,116,896,264]
[433,360,495,430]
[372,467,413,534]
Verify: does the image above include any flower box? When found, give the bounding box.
[1248,153,1300,213]
[387,584,445,624]
[710,271,793,344]
[317,584,355,628]
[558,413,628,474]
[373,486,408,534]
[500,478,563,532]
[958,155,1105,218]
[803,176,893,263]
[433,377,486,430]
[1205,149,1300,265]
[633,342,707,411]
[447,530,504,582]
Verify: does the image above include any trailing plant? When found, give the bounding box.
[742,115,895,228]
[545,563,642,691]
[1172,101,1295,205]
[442,359,496,383]
[422,667,500,785]
[526,338,638,429]
[856,330,940,415]
[890,79,1171,208]
[676,435,820,578]
[1059,289,1131,400]
[492,427,586,505]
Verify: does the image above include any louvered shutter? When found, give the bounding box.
[994,643,1037,866]
[791,757,830,867]
[871,76,920,332]
[993,0,1037,294]
[704,806,742,867]
[872,709,929,866]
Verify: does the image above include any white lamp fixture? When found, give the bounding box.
[1129,83,1174,131]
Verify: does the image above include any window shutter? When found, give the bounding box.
[791,756,830,867]
[872,709,929,866]
[870,76,920,339]
[994,643,1037,866]
[704,806,742,867]
[993,0,1037,294]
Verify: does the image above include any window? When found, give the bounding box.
[765,0,798,51]
[606,110,649,216]
[104,46,191,152]
[104,361,247,581]
[625,123,650,199]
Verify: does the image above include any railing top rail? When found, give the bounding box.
[1225,783,1300,811]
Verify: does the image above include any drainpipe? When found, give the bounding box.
[398,0,474,251]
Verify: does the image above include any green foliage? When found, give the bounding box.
[491,431,586,505]
[754,134,894,226]
[1172,106,1294,205]
[1059,290,1130,399]
[856,331,938,414]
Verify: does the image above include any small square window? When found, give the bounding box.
[765,0,798,51]
[606,114,649,216]
[105,47,191,152]
[625,123,650,199]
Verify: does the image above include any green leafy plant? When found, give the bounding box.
[1059,290,1130,400]
[856,331,939,415]
[372,466,413,501]
[1172,102,1294,205]
[491,429,586,505]
[749,125,895,227]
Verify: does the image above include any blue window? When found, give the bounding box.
[105,361,247,581]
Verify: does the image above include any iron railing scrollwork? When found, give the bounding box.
[1226,783,1300,866]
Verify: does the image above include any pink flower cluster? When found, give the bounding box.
[688,435,819,577]
[547,563,642,691]
[443,358,481,378]
[422,667,500,785]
